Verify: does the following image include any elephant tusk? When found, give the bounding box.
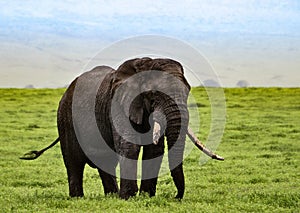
[187,127,224,161]
[153,122,161,145]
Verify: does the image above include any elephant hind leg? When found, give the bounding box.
[66,162,85,197]
[60,134,87,197]
[98,168,119,195]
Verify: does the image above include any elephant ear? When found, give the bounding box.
[114,58,152,125]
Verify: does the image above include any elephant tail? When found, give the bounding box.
[19,137,60,160]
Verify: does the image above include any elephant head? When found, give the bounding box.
[111,57,191,198]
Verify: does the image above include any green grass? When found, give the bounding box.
[0,88,299,212]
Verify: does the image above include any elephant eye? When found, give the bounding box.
[150,99,155,109]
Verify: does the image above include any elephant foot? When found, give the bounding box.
[140,178,158,197]
[98,168,119,195]
[69,190,84,197]
[175,191,184,200]
[69,181,84,197]
[119,179,138,200]
[67,166,85,197]
[171,164,185,200]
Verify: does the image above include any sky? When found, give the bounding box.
[0,0,299,87]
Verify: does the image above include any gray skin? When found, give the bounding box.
[57,57,190,199]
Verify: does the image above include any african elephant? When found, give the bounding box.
[21,57,223,200]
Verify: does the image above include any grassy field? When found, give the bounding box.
[0,87,299,212]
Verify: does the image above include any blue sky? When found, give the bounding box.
[0,0,299,87]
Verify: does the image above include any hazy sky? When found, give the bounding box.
[0,0,299,87]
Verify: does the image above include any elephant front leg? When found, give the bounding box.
[140,135,164,196]
[119,142,141,199]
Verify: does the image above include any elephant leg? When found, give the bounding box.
[98,158,119,195]
[60,131,87,197]
[65,160,86,197]
[119,141,141,200]
[140,135,164,197]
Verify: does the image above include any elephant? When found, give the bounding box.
[21,57,223,200]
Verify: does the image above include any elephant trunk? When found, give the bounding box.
[159,98,189,199]
[167,105,188,199]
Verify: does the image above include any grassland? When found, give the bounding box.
[0,87,299,212]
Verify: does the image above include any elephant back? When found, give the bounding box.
[63,66,116,157]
